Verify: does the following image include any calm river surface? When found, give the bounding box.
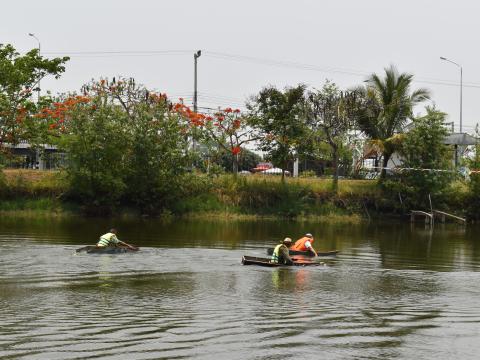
[1,216,479,359]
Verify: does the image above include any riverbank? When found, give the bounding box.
[0,169,467,221]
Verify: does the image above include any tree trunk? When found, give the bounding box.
[381,151,392,179]
[232,154,238,175]
[332,145,339,193]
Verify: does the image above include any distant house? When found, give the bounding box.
[4,141,63,170]
[361,132,478,173]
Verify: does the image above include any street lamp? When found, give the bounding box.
[28,33,41,100]
[192,50,202,162]
[440,56,463,133]
[193,50,201,113]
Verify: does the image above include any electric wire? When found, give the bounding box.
[41,49,480,89]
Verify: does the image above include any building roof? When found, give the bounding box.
[443,133,478,146]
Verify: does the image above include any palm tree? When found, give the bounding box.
[356,65,430,179]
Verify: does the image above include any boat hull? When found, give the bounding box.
[241,256,321,267]
[76,246,139,254]
[266,248,338,257]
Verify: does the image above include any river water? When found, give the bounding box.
[0,216,479,359]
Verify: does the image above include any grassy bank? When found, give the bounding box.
[1,170,466,221]
[0,170,379,220]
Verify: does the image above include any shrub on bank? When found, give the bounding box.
[8,169,470,220]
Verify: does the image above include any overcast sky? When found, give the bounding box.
[2,0,479,133]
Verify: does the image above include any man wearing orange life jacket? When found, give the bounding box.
[290,233,317,256]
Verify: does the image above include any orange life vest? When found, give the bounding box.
[290,236,314,251]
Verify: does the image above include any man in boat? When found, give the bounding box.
[270,237,294,265]
[97,229,134,249]
[290,233,318,256]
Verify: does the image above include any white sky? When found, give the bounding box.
[2,0,480,133]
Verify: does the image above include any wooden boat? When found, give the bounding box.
[241,255,322,267]
[266,248,339,257]
[76,245,139,254]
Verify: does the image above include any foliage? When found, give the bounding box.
[305,81,358,192]
[381,107,452,209]
[201,108,258,173]
[54,95,128,214]
[41,78,194,215]
[299,170,316,178]
[211,146,261,173]
[355,65,430,178]
[96,78,191,214]
[247,84,307,180]
[0,44,69,155]
[465,127,480,220]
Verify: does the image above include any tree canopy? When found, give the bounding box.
[356,65,430,178]
[247,84,307,180]
[0,44,69,150]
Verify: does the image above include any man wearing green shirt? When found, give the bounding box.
[97,229,135,250]
[270,237,294,265]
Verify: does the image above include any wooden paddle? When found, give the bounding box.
[119,241,139,251]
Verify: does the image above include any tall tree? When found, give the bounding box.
[394,106,452,208]
[41,78,192,215]
[356,65,430,179]
[247,84,306,181]
[305,81,357,192]
[0,44,69,152]
[173,106,259,175]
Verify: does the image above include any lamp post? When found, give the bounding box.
[440,56,462,133]
[193,50,201,113]
[192,50,201,162]
[28,33,41,100]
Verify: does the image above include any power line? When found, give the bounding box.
[40,49,480,88]
[204,51,480,89]
[43,50,192,56]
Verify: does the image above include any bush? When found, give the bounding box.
[236,177,312,217]
[58,102,128,214]
[299,170,316,178]
[381,107,453,210]
[465,142,480,220]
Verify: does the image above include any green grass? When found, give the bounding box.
[0,198,71,217]
[1,169,67,198]
[0,170,379,220]
[233,175,378,196]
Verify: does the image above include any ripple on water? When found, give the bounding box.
[1,227,480,359]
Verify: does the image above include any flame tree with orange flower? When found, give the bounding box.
[204,108,259,174]
[172,103,260,174]
[39,77,192,214]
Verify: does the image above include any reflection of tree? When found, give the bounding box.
[378,222,474,271]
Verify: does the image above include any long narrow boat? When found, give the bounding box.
[76,245,139,254]
[241,255,321,267]
[266,248,339,257]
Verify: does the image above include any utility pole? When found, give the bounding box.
[28,33,41,101]
[193,50,201,113]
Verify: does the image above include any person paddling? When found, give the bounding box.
[270,237,295,265]
[290,233,317,256]
[97,228,136,250]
